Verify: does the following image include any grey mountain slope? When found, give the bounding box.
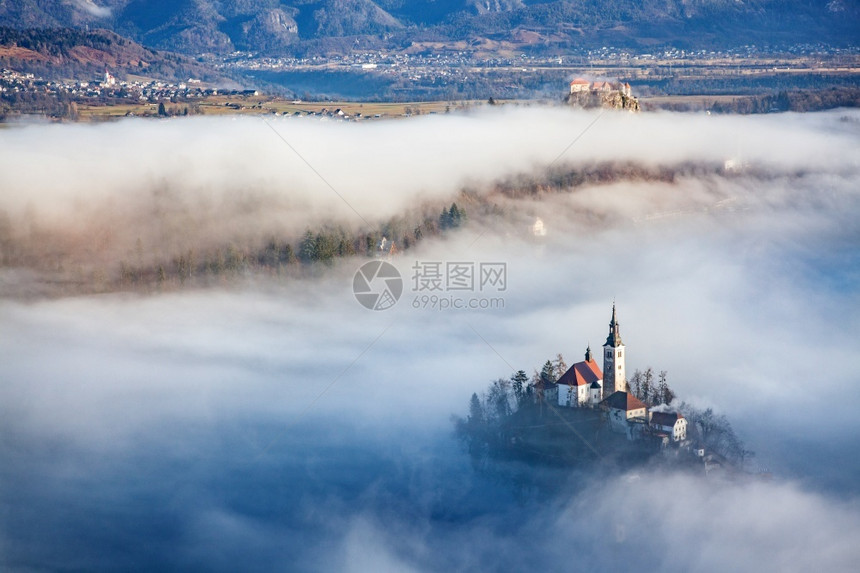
[0,0,856,54]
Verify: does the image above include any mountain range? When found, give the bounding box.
[0,0,857,55]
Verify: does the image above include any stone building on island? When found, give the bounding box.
[553,304,687,442]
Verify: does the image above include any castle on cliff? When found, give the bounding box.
[565,78,640,111]
[569,78,633,97]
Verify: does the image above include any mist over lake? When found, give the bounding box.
[2,108,860,571]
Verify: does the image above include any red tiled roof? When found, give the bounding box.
[557,359,602,387]
[602,391,647,411]
[570,78,590,85]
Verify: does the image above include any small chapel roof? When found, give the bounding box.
[602,391,647,412]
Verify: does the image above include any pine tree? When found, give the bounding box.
[299,230,317,263]
[439,206,452,230]
[314,231,337,263]
[511,370,528,406]
[540,360,557,385]
[469,393,484,425]
[449,203,461,227]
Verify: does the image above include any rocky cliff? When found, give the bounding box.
[566,90,640,112]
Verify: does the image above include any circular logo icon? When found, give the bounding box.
[353,261,403,310]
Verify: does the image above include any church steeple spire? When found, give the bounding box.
[585,344,592,362]
[602,303,627,395]
[605,303,623,348]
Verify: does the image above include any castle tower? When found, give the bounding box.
[602,303,627,395]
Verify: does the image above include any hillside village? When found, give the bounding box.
[457,304,748,474]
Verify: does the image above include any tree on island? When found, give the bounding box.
[511,370,528,406]
[554,353,568,380]
[540,360,557,385]
[630,370,642,398]
[641,367,654,404]
[630,368,678,407]
[657,370,675,405]
[461,392,488,457]
[669,402,753,467]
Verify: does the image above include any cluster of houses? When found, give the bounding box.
[0,67,258,108]
[569,78,634,98]
[536,305,689,448]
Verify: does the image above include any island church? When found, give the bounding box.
[553,305,686,441]
[556,304,631,406]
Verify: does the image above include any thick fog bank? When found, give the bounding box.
[1,108,859,570]
[0,108,857,271]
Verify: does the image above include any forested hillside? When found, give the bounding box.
[0,0,856,55]
[0,27,225,82]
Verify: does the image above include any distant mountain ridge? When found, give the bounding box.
[0,0,857,55]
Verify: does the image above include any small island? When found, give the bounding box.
[455,304,751,476]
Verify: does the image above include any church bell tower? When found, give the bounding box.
[602,303,627,395]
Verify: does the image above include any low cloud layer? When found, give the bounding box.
[72,0,112,19]
[1,108,859,569]
[1,108,857,271]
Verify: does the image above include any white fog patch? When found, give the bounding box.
[1,108,858,268]
[561,472,860,571]
[1,108,859,569]
[315,472,860,572]
[72,0,111,18]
